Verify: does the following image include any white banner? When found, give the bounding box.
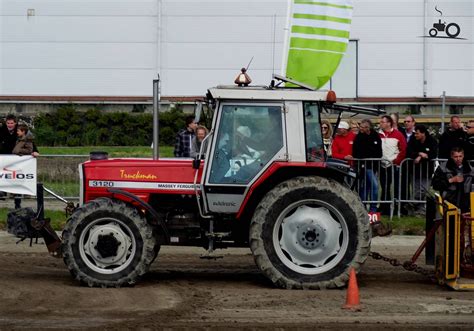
[0,155,37,195]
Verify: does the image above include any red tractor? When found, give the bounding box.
[62,75,383,288]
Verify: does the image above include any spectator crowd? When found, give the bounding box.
[327,115,474,216]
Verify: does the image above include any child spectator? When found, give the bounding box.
[10,124,34,209]
[12,124,33,156]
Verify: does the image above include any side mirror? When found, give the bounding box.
[194,102,203,123]
[192,158,201,169]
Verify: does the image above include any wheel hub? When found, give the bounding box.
[297,224,325,250]
[95,233,121,258]
[276,203,346,274]
[82,222,132,269]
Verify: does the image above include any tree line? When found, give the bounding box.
[32,105,187,146]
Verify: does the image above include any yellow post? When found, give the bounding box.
[443,200,460,280]
[442,193,474,290]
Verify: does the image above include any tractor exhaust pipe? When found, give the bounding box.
[152,75,160,160]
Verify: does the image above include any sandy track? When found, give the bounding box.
[1,233,473,330]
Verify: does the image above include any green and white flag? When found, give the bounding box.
[283,0,354,89]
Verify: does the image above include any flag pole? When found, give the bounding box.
[280,0,293,77]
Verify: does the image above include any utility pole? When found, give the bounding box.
[441,91,446,133]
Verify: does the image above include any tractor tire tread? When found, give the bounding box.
[249,176,370,289]
[62,197,156,288]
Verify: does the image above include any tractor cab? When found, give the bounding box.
[196,85,333,214]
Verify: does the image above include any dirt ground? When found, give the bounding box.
[1,232,473,330]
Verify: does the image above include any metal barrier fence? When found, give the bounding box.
[353,158,473,219]
[352,158,446,219]
[2,155,469,217]
[352,158,395,218]
[396,158,447,218]
[397,158,474,218]
[36,154,89,200]
[0,155,88,210]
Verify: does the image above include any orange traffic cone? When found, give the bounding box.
[342,267,361,310]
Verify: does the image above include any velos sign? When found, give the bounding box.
[0,155,37,195]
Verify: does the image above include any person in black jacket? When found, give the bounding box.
[174,116,197,157]
[438,116,467,159]
[0,115,21,204]
[432,147,474,213]
[353,119,382,212]
[0,114,19,154]
[464,120,474,161]
[406,125,438,214]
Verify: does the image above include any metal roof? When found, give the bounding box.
[207,86,330,102]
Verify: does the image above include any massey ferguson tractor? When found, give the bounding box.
[60,75,384,289]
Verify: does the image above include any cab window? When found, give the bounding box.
[304,102,324,161]
[209,104,283,184]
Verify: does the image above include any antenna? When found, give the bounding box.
[246,56,254,71]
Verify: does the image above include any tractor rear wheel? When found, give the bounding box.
[249,176,370,289]
[445,23,460,38]
[62,198,156,287]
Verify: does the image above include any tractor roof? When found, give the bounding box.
[207,86,331,102]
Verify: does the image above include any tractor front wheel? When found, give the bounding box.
[62,198,156,287]
[249,176,370,289]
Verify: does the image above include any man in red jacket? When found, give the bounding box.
[331,121,356,162]
[379,115,407,215]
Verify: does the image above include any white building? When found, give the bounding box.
[0,0,473,114]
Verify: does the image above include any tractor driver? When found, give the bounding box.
[231,108,282,182]
[209,106,283,184]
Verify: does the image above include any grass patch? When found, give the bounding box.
[41,182,79,197]
[39,146,174,157]
[0,208,68,231]
[384,216,426,235]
